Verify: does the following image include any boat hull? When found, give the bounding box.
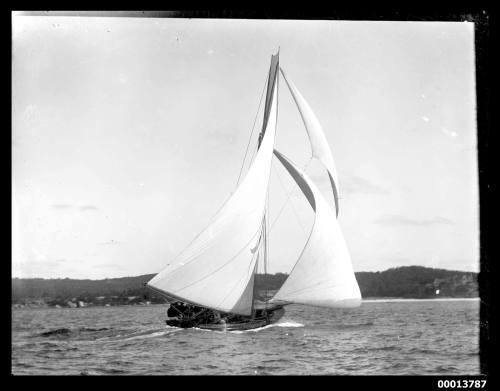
[166,307,285,331]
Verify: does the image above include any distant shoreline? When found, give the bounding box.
[12,266,478,309]
[12,297,480,310]
[362,297,479,302]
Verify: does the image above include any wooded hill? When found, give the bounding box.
[12,266,478,306]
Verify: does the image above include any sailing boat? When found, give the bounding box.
[146,51,362,331]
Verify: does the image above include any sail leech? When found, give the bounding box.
[270,150,361,309]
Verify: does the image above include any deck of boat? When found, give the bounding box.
[198,307,285,331]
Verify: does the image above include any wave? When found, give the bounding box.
[39,328,72,337]
[111,327,182,342]
[120,330,173,341]
[275,321,305,328]
[334,321,374,329]
[406,347,440,355]
[38,327,111,338]
[230,320,305,334]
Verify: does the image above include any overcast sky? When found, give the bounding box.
[12,16,478,279]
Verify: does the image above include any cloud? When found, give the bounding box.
[341,176,390,196]
[375,214,454,227]
[95,263,120,269]
[51,204,73,209]
[50,204,99,211]
[79,205,99,211]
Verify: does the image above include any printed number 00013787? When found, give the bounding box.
[437,380,486,388]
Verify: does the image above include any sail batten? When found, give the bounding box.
[271,150,361,308]
[279,67,340,216]
[147,70,279,316]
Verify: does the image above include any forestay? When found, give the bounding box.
[280,67,341,217]
[147,85,278,316]
[271,150,361,308]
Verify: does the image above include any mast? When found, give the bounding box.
[258,50,280,149]
[253,49,279,312]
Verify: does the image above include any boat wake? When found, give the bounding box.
[275,321,304,328]
[112,326,182,342]
[77,326,183,343]
[229,320,305,334]
[189,320,304,334]
[120,329,178,341]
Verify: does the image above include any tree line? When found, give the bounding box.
[12,266,478,305]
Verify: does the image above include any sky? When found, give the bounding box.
[12,16,478,279]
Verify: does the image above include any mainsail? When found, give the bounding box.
[147,71,279,316]
[280,67,341,217]
[270,150,361,308]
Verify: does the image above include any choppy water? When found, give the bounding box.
[12,299,480,375]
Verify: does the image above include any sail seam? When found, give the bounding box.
[169,229,261,295]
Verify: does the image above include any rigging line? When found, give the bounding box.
[263,160,271,276]
[235,73,268,188]
[265,196,270,300]
[269,156,313,234]
[248,140,258,166]
[266,194,269,275]
[261,215,266,273]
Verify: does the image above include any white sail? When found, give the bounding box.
[271,150,361,308]
[147,83,278,316]
[280,67,340,217]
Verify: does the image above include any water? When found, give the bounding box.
[12,299,480,375]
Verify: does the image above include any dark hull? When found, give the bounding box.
[166,307,285,331]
